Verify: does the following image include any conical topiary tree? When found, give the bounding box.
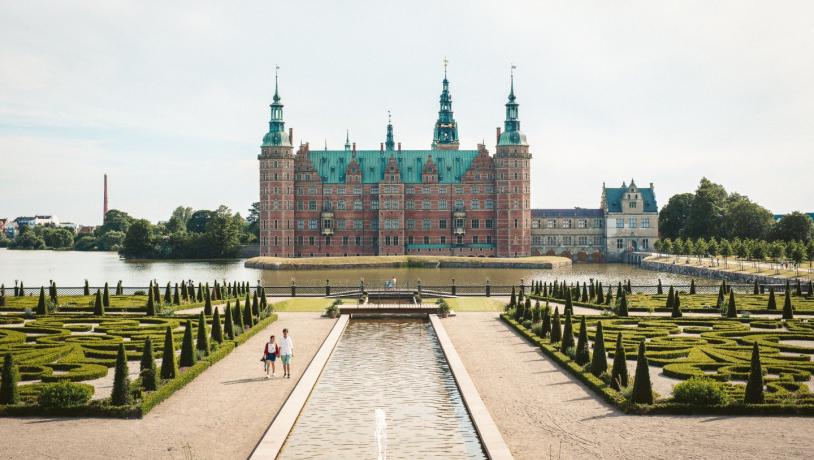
[103,282,110,307]
[146,290,156,316]
[574,316,590,365]
[204,290,213,316]
[224,302,235,340]
[690,279,696,295]
[541,304,551,338]
[610,333,628,390]
[111,343,131,406]
[509,286,517,310]
[93,289,104,316]
[36,286,47,315]
[164,282,171,304]
[242,295,254,328]
[631,340,653,404]
[666,286,674,310]
[671,289,682,318]
[252,292,259,316]
[606,286,613,306]
[744,342,764,403]
[767,287,777,310]
[0,353,20,405]
[753,279,759,295]
[140,336,158,391]
[211,307,223,344]
[561,308,574,351]
[179,321,196,367]
[234,298,244,331]
[153,282,161,304]
[726,290,737,318]
[565,294,573,315]
[782,293,794,320]
[173,284,180,305]
[657,279,663,295]
[196,311,210,356]
[596,283,605,304]
[159,326,177,380]
[83,279,90,296]
[550,307,562,344]
[617,290,629,317]
[590,321,608,377]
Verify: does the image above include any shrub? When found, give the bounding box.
[767,288,777,310]
[94,289,105,316]
[196,312,210,356]
[672,377,730,405]
[140,336,158,391]
[574,316,590,365]
[540,304,551,338]
[690,279,696,295]
[38,382,93,408]
[782,294,794,320]
[160,326,177,380]
[744,343,764,403]
[83,280,90,296]
[204,290,212,316]
[224,302,235,340]
[37,286,47,315]
[631,340,653,404]
[234,298,244,330]
[111,343,131,406]
[211,307,224,344]
[179,321,196,367]
[146,291,156,316]
[617,291,629,317]
[1,353,20,404]
[726,291,737,318]
[103,282,110,307]
[560,308,574,351]
[610,333,628,391]
[590,321,608,377]
[242,295,254,328]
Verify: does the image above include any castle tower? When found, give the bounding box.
[431,60,460,150]
[103,173,108,221]
[259,68,295,257]
[494,68,531,257]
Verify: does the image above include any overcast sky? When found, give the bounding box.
[1,1,812,225]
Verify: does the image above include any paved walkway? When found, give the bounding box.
[444,312,814,460]
[0,312,336,460]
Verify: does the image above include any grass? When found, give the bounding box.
[443,297,506,312]
[271,297,333,312]
[245,254,570,269]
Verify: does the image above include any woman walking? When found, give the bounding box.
[263,334,279,378]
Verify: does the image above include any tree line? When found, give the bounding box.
[654,236,814,273]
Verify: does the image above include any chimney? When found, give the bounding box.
[397,142,401,151]
[496,127,501,144]
[380,142,384,152]
[352,142,356,154]
[103,174,109,221]
[289,128,293,144]
[650,182,654,190]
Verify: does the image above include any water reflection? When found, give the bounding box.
[278,320,486,460]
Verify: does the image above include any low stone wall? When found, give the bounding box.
[641,257,788,284]
[244,255,571,271]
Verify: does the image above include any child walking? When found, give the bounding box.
[263,335,279,378]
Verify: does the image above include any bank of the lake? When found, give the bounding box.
[642,254,814,284]
[244,254,571,270]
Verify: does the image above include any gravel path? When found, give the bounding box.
[0,312,336,460]
[443,312,814,460]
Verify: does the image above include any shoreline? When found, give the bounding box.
[244,255,572,270]
[641,255,812,283]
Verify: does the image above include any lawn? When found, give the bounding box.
[270,297,333,312]
[444,297,506,312]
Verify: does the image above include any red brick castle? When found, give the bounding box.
[258,68,531,258]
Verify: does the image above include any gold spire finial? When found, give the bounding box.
[443,57,448,77]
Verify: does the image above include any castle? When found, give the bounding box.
[257,69,657,261]
[258,68,531,258]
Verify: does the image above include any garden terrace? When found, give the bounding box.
[503,307,814,414]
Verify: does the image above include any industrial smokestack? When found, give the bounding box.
[103,174,109,222]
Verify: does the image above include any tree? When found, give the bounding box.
[41,227,74,249]
[771,212,813,242]
[660,239,672,259]
[767,287,777,310]
[684,239,695,263]
[590,321,608,377]
[560,308,574,351]
[10,231,45,249]
[111,343,131,406]
[541,304,551,338]
[806,240,814,270]
[744,343,764,403]
[726,291,737,318]
[224,302,235,340]
[768,241,786,271]
[720,239,732,267]
[789,241,805,276]
[103,282,110,307]
[211,307,224,344]
[658,193,694,239]
[146,288,156,316]
[140,336,158,391]
[550,307,562,344]
[694,238,707,263]
[631,340,653,404]
[204,290,213,316]
[684,178,728,239]
[672,238,684,261]
[98,209,134,235]
[121,219,154,258]
[610,333,628,390]
[97,230,126,251]
[690,279,696,295]
[0,353,20,404]
[179,321,196,367]
[575,316,590,365]
[617,290,629,317]
[196,312,210,356]
[160,326,177,380]
[246,202,261,238]
[723,195,774,240]
[751,241,766,266]
[707,238,719,261]
[782,292,794,320]
[36,286,47,315]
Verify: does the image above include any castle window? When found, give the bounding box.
[546,219,555,228]
[579,236,588,245]
[563,236,572,245]
[393,236,399,245]
[439,219,447,229]
[371,200,379,210]
[485,200,494,209]
[471,219,480,229]
[353,200,363,210]
[514,219,518,228]
[423,200,431,210]
[486,235,492,244]
[337,200,346,210]
[616,218,624,228]
[455,185,463,194]
[642,238,649,249]
[532,220,540,229]
[485,219,493,228]
[472,236,479,244]
[562,219,572,229]
[439,186,448,194]
[628,217,637,228]
[408,236,414,244]
[422,219,431,230]
[547,236,556,245]
[407,219,415,230]
[342,236,349,246]
[642,217,650,228]
[406,200,415,210]
[308,200,317,210]
[577,220,586,229]
[439,199,448,210]
[337,220,346,230]
[629,201,637,208]
[425,236,431,244]
[308,236,315,245]
[617,239,624,249]
[440,236,446,244]
[309,219,318,230]
[355,236,362,246]
[354,220,363,230]
[456,235,463,244]
[296,220,304,230]
[455,199,464,209]
[471,199,480,209]
[424,185,430,194]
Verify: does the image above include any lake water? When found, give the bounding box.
[0,248,697,288]
[278,319,486,459]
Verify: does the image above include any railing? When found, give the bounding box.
[1,281,807,299]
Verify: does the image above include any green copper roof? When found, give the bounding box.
[308,149,479,184]
[497,72,527,146]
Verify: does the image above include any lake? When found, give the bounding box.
[0,248,697,288]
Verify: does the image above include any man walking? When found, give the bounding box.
[279,328,294,378]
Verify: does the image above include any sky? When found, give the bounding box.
[1,0,812,225]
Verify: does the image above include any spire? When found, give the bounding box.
[432,58,459,150]
[385,110,395,151]
[497,64,527,146]
[262,65,292,147]
[344,129,351,151]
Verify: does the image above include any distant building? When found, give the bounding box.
[530,180,659,262]
[78,226,96,235]
[34,215,59,226]
[0,218,6,235]
[14,216,36,229]
[773,212,814,222]
[58,222,79,231]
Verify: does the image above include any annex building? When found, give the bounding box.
[258,69,531,258]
